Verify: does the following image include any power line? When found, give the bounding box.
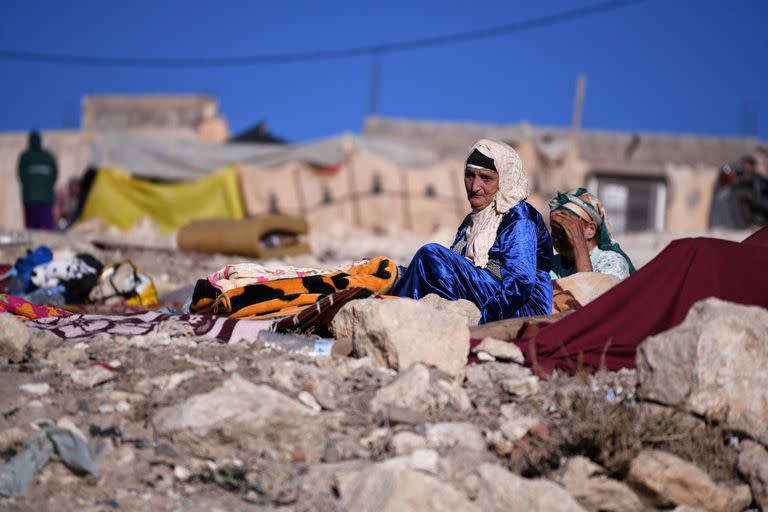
[0,0,644,68]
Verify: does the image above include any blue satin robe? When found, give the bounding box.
[392,201,554,323]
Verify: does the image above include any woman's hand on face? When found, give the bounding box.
[551,211,588,248]
[551,210,594,273]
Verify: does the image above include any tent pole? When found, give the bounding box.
[400,167,411,230]
[344,142,361,227]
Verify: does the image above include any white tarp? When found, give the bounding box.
[90,132,439,180]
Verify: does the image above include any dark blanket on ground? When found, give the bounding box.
[514,226,768,375]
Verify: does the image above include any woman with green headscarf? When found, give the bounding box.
[548,188,636,280]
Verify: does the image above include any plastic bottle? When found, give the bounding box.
[257,330,334,357]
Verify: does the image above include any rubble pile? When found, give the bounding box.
[0,232,765,511]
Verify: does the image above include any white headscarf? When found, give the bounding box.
[463,139,529,268]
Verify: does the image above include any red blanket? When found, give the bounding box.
[514,227,768,375]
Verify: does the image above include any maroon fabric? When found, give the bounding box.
[515,227,768,375]
[742,226,768,247]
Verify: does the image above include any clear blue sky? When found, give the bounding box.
[1,0,766,141]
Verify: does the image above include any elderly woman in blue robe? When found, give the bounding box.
[392,139,554,324]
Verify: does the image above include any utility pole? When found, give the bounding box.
[367,49,382,116]
[741,100,759,137]
[570,74,586,155]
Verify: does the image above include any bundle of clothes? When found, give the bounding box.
[0,246,158,308]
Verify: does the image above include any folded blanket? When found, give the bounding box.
[208,260,368,292]
[0,293,72,320]
[26,311,274,344]
[191,256,396,320]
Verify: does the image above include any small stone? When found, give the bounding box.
[19,382,50,395]
[56,417,88,442]
[347,357,374,371]
[500,376,539,397]
[174,465,193,482]
[378,406,425,426]
[116,400,131,412]
[47,346,87,372]
[737,440,768,511]
[137,370,197,394]
[426,422,486,452]
[221,360,238,372]
[476,351,495,362]
[360,427,390,448]
[390,431,427,455]
[0,313,31,363]
[499,404,540,442]
[408,449,439,474]
[71,365,116,388]
[472,337,525,364]
[27,330,60,355]
[464,365,492,387]
[297,391,322,412]
[0,427,29,450]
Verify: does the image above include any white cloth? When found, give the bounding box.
[464,140,529,268]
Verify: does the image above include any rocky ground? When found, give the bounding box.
[0,227,765,511]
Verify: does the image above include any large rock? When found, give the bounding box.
[738,440,768,511]
[559,456,644,512]
[553,272,621,306]
[331,298,470,379]
[418,294,481,327]
[637,298,768,444]
[335,456,481,512]
[474,463,586,512]
[0,313,32,363]
[370,363,471,415]
[156,374,322,461]
[158,374,316,432]
[627,450,751,512]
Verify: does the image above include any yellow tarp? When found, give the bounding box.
[79,166,245,233]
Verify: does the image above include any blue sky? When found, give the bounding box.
[1,0,766,141]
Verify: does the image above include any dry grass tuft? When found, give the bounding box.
[513,371,740,484]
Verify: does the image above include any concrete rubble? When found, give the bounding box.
[0,234,765,511]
